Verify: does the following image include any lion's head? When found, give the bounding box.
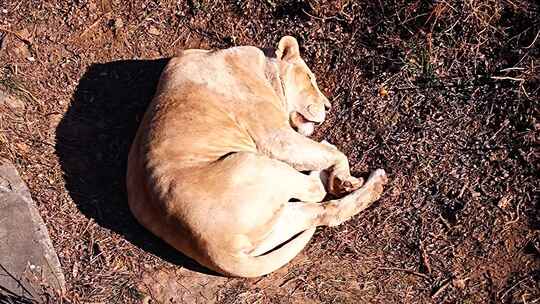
[276,36,331,136]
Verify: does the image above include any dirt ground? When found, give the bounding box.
[0,0,538,303]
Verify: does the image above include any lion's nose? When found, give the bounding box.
[323,98,331,110]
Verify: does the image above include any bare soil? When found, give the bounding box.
[0,0,538,303]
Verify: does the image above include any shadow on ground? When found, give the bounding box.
[55,59,213,274]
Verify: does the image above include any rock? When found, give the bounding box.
[0,159,66,300]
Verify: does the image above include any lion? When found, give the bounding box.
[126,36,388,278]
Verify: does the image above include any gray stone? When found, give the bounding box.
[0,159,65,300]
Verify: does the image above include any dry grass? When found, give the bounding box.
[0,0,538,303]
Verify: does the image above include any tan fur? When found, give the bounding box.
[126,36,388,277]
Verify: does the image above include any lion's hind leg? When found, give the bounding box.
[249,168,388,256]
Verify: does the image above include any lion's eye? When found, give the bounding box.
[298,75,312,89]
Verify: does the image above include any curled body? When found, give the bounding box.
[126,37,388,277]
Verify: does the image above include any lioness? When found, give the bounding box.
[127,36,388,277]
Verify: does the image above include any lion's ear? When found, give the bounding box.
[276,36,300,62]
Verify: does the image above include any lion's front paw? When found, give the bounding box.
[328,173,364,197]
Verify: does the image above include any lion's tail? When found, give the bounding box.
[213,228,315,278]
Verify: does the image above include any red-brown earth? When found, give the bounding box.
[0,0,538,303]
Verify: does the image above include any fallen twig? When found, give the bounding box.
[419,239,432,275]
[498,276,532,300]
[524,29,540,49]
[431,278,451,298]
[491,76,525,82]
